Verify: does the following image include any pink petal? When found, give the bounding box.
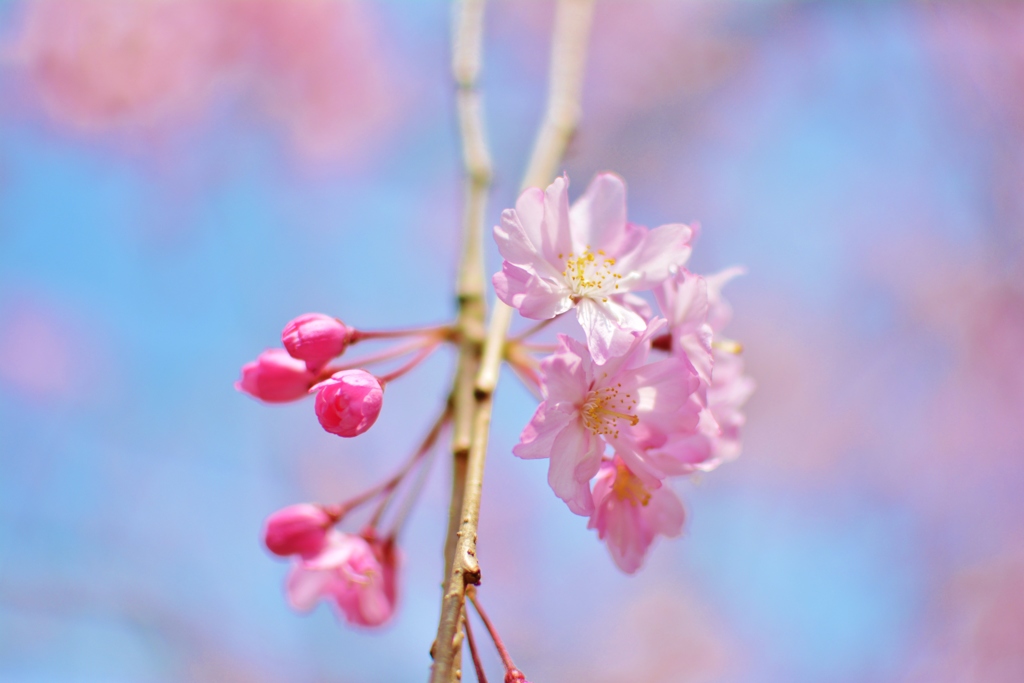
[285,564,335,612]
[568,172,627,252]
[576,297,646,365]
[513,404,575,461]
[648,485,686,538]
[615,222,694,289]
[547,423,602,516]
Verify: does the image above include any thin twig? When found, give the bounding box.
[350,324,454,343]
[463,614,490,683]
[467,588,517,675]
[366,408,451,529]
[376,341,443,385]
[386,438,442,539]
[430,1,596,681]
[324,337,438,375]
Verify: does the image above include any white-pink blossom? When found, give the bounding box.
[513,319,699,515]
[588,458,686,574]
[493,173,694,363]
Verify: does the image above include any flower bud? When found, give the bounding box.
[282,313,351,371]
[236,349,316,403]
[313,369,383,437]
[263,504,333,558]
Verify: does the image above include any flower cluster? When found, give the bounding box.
[497,173,753,573]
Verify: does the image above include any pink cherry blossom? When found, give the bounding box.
[282,312,351,371]
[653,267,754,472]
[286,531,398,627]
[313,369,384,437]
[513,318,699,515]
[588,458,686,574]
[493,173,694,363]
[263,504,333,559]
[236,348,317,403]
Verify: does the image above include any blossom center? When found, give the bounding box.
[611,460,651,506]
[581,384,638,438]
[560,248,623,298]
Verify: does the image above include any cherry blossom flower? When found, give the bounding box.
[312,369,384,437]
[652,267,754,472]
[588,457,686,574]
[513,319,699,515]
[282,312,351,371]
[236,348,317,403]
[493,173,694,363]
[286,530,398,627]
[263,504,334,559]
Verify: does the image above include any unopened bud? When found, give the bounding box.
[236,349,316,403]
[282,313,351,371]
[312,369,384,437]
[263,504,332,558]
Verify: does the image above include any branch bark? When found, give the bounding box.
[436,0,491,679]
[431,1,596,681]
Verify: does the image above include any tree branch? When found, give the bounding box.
[431,1,596,681]
[436,0,492,679]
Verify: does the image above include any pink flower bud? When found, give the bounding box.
[313,369,383,437]
[263,504,333,558]
[282,313,352,371]
[236,349,316,403]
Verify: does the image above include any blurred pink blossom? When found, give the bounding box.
[286,530,398,627]
[0,301,76,399]
[4,0,401,161]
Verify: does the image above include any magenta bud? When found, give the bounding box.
[263,504,333,558]
[236,349,316,403]
[312,369,384,437]
[282,313,351,371]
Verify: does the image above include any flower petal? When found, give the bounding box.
[547,423,602,516]
[615,222,694,289]
[576,297,646,365]
[285,564,335,612]
[513,402,575,461]
[568,172,627,251]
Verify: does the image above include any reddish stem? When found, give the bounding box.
[333,409,450,526]
[464,614,490,683]
[468,588,520,677]
[365,410,450,529]
[323,338,435,376]
[350,325,453,343]
[376,341,442,385]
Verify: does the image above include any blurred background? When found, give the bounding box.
[1,1,1023,681]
